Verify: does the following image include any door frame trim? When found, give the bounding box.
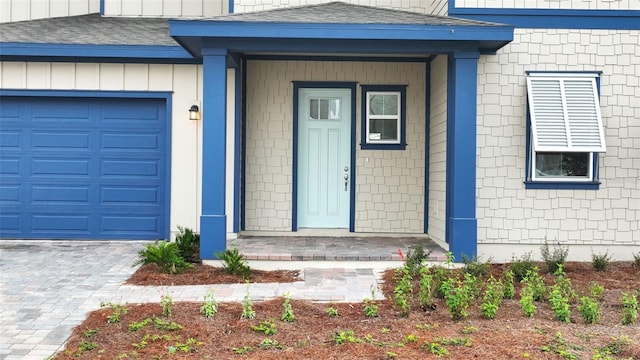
[292,81,357,232]
[0,89,172,241]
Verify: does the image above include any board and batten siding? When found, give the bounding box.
[428,55,448,245]
[0,61,239,239]
[244,60,426,233]
[455,0,638,10]
[475,29,640,261]
[103,0,226,17]
[0,0,99,23]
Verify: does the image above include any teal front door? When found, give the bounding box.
[297,88,351,228]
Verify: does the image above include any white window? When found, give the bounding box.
[360,85,406,150]
[526,72,606,184]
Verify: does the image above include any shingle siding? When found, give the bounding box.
[244,60,426,233]
[475,28,640,260]
[455,0,638,10]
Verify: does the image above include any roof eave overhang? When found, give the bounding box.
[169,20,514,58]
[0,43,198,64]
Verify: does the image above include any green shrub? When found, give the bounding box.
[591,251,611,272]
[519,285,536,317]
[418,266,435,310]
[393,266,413,317]
[462,255,491,278]
[175,226,200,263]
[442,273,476,321]
[632,252,640,268]
[480,276,503,319]
[134,240,193,274]
[521,267,546,301]
[405,243,431,274]
[215,243,251,279]
[501,270,515,299]
[508,252,536,281]
[621,292,638,325]
[577,296,601,324]
[540,240,569,274]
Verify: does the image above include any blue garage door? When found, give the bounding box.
[0,96,167,240]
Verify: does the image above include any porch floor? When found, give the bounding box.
[229,236,447,262]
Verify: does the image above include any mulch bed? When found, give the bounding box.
[54,261,640,359]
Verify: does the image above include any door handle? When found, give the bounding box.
[343,173,349,191]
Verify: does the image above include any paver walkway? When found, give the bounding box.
[0,240,420,360]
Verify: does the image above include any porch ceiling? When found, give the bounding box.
[170,2,514,58]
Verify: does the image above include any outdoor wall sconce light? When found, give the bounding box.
[189,105,200,120]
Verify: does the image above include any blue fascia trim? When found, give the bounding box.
[170,21,514,42]
[360,85,407,151]
[524,181,600,190]
[0,43,195,62]
[449,8,640,30]
[240,57,248,231]
[100,0,105,15]
[244,54,430,63]
[229,0,234,14]
[291,81,358,232]
[0,88,174,240]
[526,70,603,76]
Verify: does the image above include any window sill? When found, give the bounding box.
[360,143,406,150]
[524,181,600,190]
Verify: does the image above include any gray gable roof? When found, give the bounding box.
[0,14,177,46]
[191,1,503,27]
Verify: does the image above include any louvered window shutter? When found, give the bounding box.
[527,74,606,153]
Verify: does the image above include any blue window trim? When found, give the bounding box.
[448,0,640,30]
[524,71,602,190]
[0,88,173,240]
[360,85,407,151]
[291,81,357,232]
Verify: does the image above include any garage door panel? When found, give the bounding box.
[101,215,160,234]
[31,158,91,176]
[31,185,90,204]
[101,132,160,151]
[101,187,159,204]
[0,96,167,240]
[0,158,21,175]
[0,131,21,149]
[32,131,91,151]
[101,159,159,177]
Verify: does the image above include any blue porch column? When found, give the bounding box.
[200,49,228,260]
[446,51,479,262]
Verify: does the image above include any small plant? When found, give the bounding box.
[174,226,200,263]
[154,318,183,331]
[169,337,203,353]
[333,330,361,345]
[363,287,379,318]
[393,266,413,317]
[215,243,251,279]
[508,252,536,281]
[577,295,600,324]
[133,240,193,274]
[200,289,218,318]
[435,336,472,347]
[502,270,515,299]
[423,341,449,357]
[100,301,129,323]
[462,254,491,278]
[621,291,638,325]
[589,282,604,299]
[549,266,573,323]
[251,319,278,335]
[519,284,536,317]
[326,306,339,318]
[441,273,476,321]
[160,294,173,317]
[82,329,99,338]
[418,266,435,310]
[633,252,640,268]
[540,332,580,360]
[460,325,477,334]
[521,267,546,301]
[540,240,569,274]
[404,243,432,273]
[259,338,285,350]
[241,284,256,319]
[281,292,295,322]
[591,251,611,272]
[231,346,253,355]
[480,276,503,319]
[128,318,152,332]
[595,335,632,358]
